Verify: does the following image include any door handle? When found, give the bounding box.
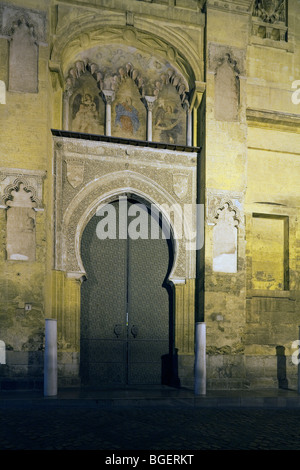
[131,325,138,338]
[114,324,123,338]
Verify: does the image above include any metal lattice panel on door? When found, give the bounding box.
[80,198,173,387]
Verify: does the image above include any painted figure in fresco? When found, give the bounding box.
[155,103,182,145]
[115,96,140,135]
[72,93,102,134]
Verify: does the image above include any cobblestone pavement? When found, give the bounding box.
[1,404,300,451]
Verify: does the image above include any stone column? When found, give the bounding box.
[102,90,115,137]
[145,96,156,141]
[62,91,69,130]
[186,105,192,146]
[52,270,81,351]
[189,84,205,147]
[51,271,81,387]
[194,322,206,395]
[172,278,196,387]
[173,278,195,354]
[44,319,57,397]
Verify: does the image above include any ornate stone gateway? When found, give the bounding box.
[80,199,173,386]
[52,132,198,387]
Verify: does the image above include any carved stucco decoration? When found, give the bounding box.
[64,56,189,105]
[4,178,38,207]
[65,60,146,98]
[206,190,243,226]
[53,137,198,282]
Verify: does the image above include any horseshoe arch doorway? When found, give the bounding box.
[80,196,176,387]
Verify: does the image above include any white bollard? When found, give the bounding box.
[0,340,6,364]
[44,319,57,397]
[194,322,206,395]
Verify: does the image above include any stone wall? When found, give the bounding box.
[0,0,299,391]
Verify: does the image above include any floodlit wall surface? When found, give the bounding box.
[0,0,299,391]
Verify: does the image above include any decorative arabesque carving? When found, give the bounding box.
[0,169,45,210]
[53,136,197,280]
[252,0,287,42]
[3,176,40,207]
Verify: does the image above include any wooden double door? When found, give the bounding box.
[80,198,173,387]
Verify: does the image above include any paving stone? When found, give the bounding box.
[0,405,300,450]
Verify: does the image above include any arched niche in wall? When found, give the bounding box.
[214,53,240,122]
[4,180,40,262]
[111,65,146,141]
[212,202,239,273]
[8,17,38,93]
[62,42,192,144]
[63,62,105,134]
[152,71,188,146]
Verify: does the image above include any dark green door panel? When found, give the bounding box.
[127,203,170,384]
[80,198,172,387]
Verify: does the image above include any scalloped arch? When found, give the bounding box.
[213,200,241,226]
[64,58,190,109]
[3,177,40,207]
[58,169,195,281]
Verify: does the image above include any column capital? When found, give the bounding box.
[102,89,115,105]
[190,82,206,110]
[144,95,157,111]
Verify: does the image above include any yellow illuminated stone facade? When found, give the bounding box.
[0,0,299,391]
